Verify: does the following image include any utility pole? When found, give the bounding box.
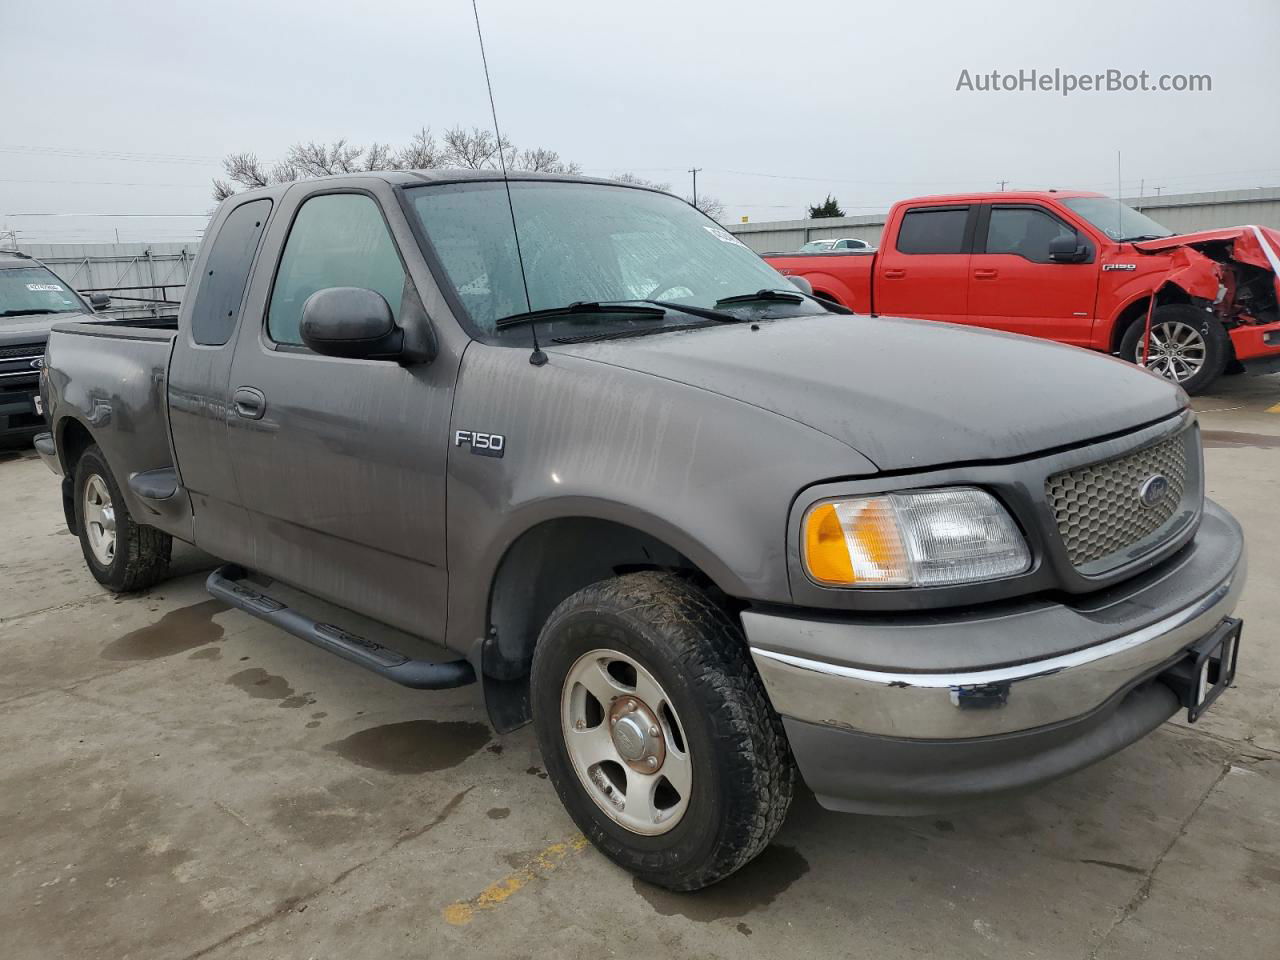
[1154,185,1164,197]
[997,179,1009,191]
[689,167,702,208]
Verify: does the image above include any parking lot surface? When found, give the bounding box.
[2,375,1278,960]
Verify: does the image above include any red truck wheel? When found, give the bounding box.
[1120,305,1229,395]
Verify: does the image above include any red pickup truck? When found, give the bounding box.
[766,191,1280,393]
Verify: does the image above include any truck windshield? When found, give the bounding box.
[0,265,86,319]
[1060,197,1174,242]
[407,180,819,339]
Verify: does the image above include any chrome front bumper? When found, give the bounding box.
[746,499,1245,741]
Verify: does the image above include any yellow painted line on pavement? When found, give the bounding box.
[443,834,589,926]
[1266,402,1280,413]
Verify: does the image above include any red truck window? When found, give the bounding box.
[984,207,1076,264]
[896,208,970,255]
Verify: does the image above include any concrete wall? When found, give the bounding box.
[726,186,1280,254]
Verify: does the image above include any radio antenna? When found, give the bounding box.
[471,0,546,366]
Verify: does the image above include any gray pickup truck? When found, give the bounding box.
[36,171,1246,891]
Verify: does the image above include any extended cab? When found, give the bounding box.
[36,172,1246,890]
[0,251,106,445]
[766,191,1280,393]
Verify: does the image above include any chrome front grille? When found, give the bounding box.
[1046,432,1190,568]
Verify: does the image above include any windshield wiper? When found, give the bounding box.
[1118,234,1171,243]
[552,320,724,344]
[0,308,62,318]
[715,289,805,307]
[495,301,666,330]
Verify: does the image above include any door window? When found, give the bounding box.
[267,193,405,345]
[895,208,970,254]
[985,207,1076,263]
[191,198,272,346]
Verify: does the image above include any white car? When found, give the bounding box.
[798,237,875,253]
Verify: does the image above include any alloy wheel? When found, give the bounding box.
[560,648,693,836]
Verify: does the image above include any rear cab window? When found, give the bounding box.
[190,198,272,346]
[895,207,971,254]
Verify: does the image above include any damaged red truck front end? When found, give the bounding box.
[1131,225,1280,369]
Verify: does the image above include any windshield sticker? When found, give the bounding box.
[704,225,747,247]
[26,283,64,292]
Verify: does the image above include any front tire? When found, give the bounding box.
[531,572,794,891]
[73,444,171,592]
[1120,304,1229,395]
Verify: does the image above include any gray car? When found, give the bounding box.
[35,171,1245,890]
[0,251,105,446]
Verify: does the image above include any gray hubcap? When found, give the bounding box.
[83,474,117,566]
[1134,320,1207,383]
[561,648,692,836]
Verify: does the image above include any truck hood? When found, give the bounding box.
[0,310,90,345]
[552,314,1185,471]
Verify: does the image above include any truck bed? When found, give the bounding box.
[43,318,190,541]
[764,250,876,312]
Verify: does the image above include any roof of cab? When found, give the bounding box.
[900,190,1108,205]
[219,168,672,202]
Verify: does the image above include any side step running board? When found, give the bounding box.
[206,564,475,690]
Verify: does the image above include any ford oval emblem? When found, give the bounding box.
[1139,475,1170,507]
[30,357,44,369]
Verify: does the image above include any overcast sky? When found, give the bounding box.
[3,0,1278,244]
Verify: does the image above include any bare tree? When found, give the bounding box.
[690,194,726,221]
[516,147,581,174]
[211,127,584,200]
[223,152,272,189]
[439,126,502,169]
[287,139,364,177]
[395,127,445,170]
[362,142,393,172]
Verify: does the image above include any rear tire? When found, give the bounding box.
[530,572,794,891]
[1120,304,1229,395]
[73,444,171,592]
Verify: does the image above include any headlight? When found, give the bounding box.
[802,487,1031,587]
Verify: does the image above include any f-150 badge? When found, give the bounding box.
[455,430,505,458]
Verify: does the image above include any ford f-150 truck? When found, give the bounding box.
[766,191,1280,394]
[0,250,107,445]
[36,171,1246,890]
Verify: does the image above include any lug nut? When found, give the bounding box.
[648,725,659,737]
[646,756,658,769]
[626,699,636,710]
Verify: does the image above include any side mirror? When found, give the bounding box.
[88,292,111,310]
[788,275,814,295]
[1048,235,1088,263]
[300,287,405,360]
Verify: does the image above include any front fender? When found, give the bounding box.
[443,345,876,653]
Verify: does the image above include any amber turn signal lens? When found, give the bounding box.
[803,502,855,584]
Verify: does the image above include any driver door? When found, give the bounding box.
[225,181,459,640]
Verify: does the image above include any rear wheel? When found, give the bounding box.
[74,445,171,592]
[531,572,793,890]
[1120,304,1229,395]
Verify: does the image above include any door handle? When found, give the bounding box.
[232,386,266,421]
[883,268,906,279]
[973,268,999,280]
